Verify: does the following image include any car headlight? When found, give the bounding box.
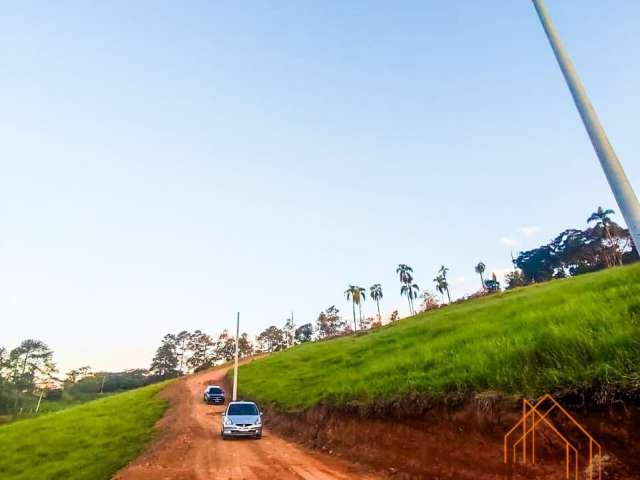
[255,417,262,426]
[224,417,234,426]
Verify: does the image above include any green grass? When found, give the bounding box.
[5,392,115,424]
[239,264,640,410]
[0,381,171,480]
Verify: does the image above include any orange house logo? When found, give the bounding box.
[504,394,603,479]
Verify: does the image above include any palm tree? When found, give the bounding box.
[475,262,486,290]
[438,265,452,302]
[400,282,420,315]
[587,206,621,266]
[356,286,366,325]
[433,274,449,303]
[396,264,418,314]
[344,285,366,331]
[396,264,414,282]
[370,284,383,323]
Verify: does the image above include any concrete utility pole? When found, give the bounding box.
[34,390,44,414]
[232,312,239,401]
[532,0,640,250]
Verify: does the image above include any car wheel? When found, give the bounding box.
[221,433,228,440]
[255,433,262,440]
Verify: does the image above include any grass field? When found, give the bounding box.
[239,264,640,410]
[0,381,170,480]
[2,392,112,425]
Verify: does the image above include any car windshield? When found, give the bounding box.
[227,403,258,416]
[207,387,223,394]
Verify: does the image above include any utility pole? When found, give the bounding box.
[35,390,44,414]
[290,311,294,346]
[100,374,107,394]
[232,312,239,401]
[532,0,640,249]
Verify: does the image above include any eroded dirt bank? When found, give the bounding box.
[265,393,640,479]
[112,359,639,479]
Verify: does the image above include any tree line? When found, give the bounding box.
[297,206,639,345]
[0,339,161,418]
[508,207,638,287]
[234,260,506,352]
[149,329,255,378]
[340,260,494,331]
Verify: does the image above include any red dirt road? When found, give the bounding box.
[115,366,382,480]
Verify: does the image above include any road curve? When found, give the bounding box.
[115,365,382,480]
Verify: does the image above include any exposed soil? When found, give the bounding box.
[266,392,640,479]
[114,361,639,479]
[114,364,382,480]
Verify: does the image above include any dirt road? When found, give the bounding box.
[115,366,382,480]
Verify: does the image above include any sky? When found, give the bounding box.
[1,1,639,374]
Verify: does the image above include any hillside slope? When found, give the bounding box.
[239,264,640,410]
[0,381,170,480]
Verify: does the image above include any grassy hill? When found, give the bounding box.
[0,381,170,480]
[239,264,640,410]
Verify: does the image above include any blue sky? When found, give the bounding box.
[1,1,639,374]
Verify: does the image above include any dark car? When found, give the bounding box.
[203,385,225,405]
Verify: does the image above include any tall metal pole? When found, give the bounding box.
[532,0,640,249]
[232,312,239,401]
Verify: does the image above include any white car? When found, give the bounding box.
[221,401,263,439]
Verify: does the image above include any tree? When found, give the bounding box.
[175,330,191,375]
[316,306,345,339]
[438,265,452,302]
[216,330,236,362]
[257,326,286,353]
[419,290,439,312]
[505,270,528,289]
[588,206,621,266]
[0,348,13,413]
[0,347,8,383]
[9,340,56,406]
[187,330,216,371]
[396,264,413,284]
[369,284,383,323]
[396,264,419,314]
[513,212,637,283]
[390,310,399,322]
[283,315,295,347]
[238,333,254,358]
[150,335,179,379]
[514,244,557,282]
[294,323,313,343]
[64,366,92,388]
[344,285,366,331]
[433,274,447,303]
[400,282,420,314]
[93,369,151,393]
[475,262,486,290]
[359,316,374,330]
